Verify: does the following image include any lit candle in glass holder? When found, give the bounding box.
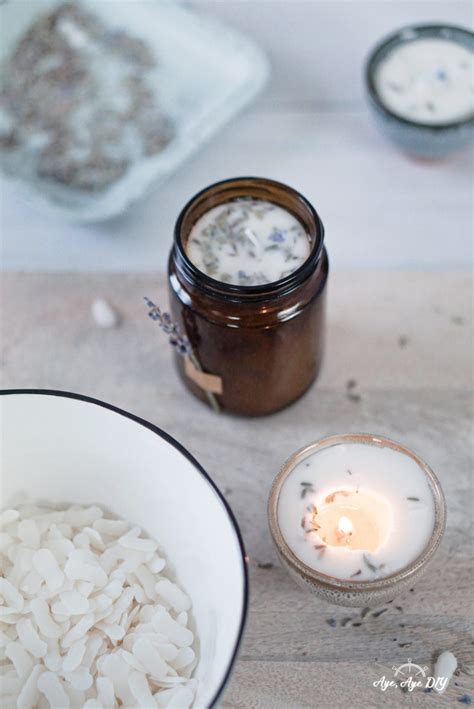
[303,489,392,555]
[268,434,446,606]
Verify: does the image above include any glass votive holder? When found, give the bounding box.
[268,434,446,607]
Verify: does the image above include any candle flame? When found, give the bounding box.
[338,515,353,535]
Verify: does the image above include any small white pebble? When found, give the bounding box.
[433,650,457,693]
[91,298,119,328]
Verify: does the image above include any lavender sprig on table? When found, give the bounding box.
[144,297,220,413]
[144,297,193,356]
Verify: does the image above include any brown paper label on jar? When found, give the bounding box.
[184,357,223,395]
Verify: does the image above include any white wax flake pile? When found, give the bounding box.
[0,506,197,708]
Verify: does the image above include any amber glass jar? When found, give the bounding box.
[168,177,329,416]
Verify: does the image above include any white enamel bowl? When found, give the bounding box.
[0,390,248,707]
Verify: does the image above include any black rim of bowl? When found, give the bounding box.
[365,23,474,131]
[0,388,249,708]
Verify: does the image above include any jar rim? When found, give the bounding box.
[173,177,325,301]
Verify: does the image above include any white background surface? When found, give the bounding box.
[0,0,472,272]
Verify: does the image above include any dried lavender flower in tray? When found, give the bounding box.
[0,2,174,193]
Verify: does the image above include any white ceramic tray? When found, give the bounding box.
[0,0,269,222]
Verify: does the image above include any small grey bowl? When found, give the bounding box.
[365,24,474,159]
[268,434,446,608]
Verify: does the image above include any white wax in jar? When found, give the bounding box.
[375,38,473,124]
[278,441,436,581]
[185,198,311,286]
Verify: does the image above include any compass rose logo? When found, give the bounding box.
[374,656,451,693]
[392,659,430,680]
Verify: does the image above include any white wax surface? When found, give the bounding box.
[375,38,473,124]
[278,441,436,581]
[186,198,311,286]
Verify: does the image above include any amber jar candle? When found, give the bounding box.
[168,177,329,416]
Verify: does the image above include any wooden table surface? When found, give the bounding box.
[1,271,473,708]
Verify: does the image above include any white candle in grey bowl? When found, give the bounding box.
[375,37,473,124]
[365,24,474,159]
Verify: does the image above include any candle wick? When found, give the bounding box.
[243,227,261,256]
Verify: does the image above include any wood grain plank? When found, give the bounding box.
[1,272,472,707]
